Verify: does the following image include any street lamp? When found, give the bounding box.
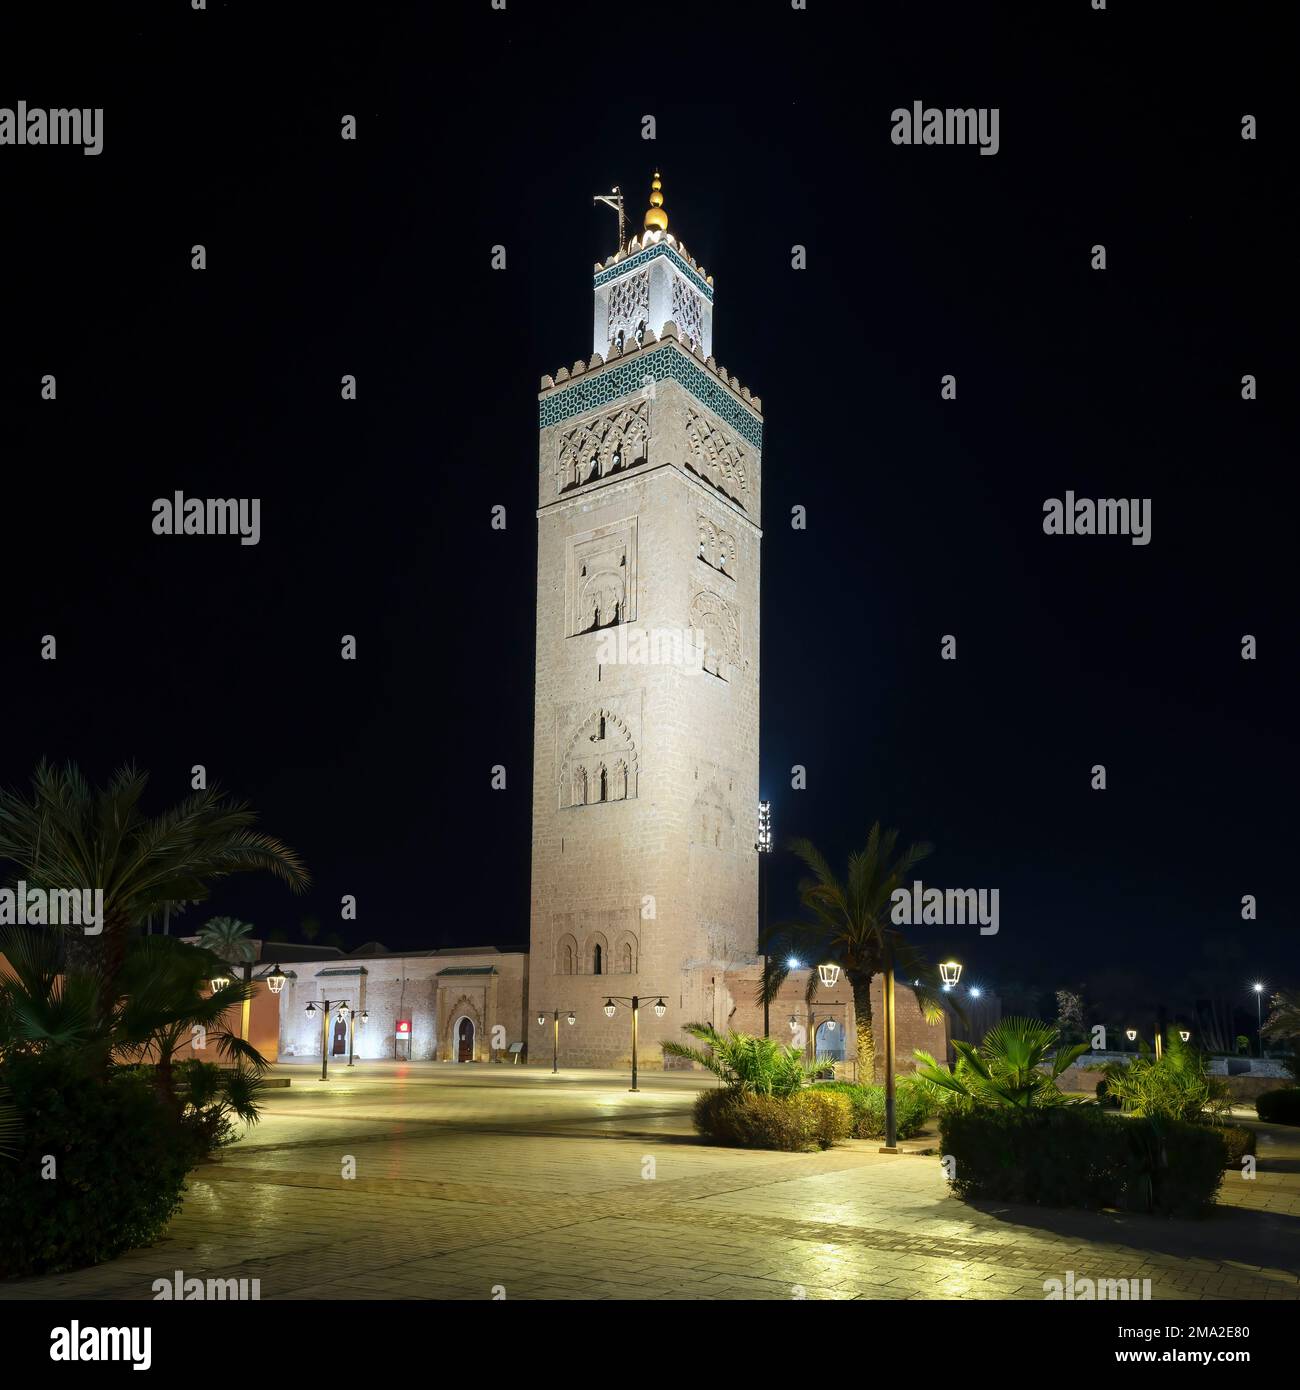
[1252,983,1266,1056]
[817,962,841,989]
[1179,1029,1191,1043]
[265,965,287,994]
[537,1008,577,1074]
[601,995,668,1091]
[304,997,350,1080]
[210,972,232,992]
[756,800,773,1038]
[343,1007,368,1067]
[939,960,962,990]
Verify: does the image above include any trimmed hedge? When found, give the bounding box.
[0,1050,201,1278]
[1216,1125,1256,1168]
[1255,1088,1300,1126]
[939,1107,1225,1216]
[692,1088,853,1151]
[816,1080,931,1140]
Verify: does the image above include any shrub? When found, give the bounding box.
[939,1108,1225,1216]
[817,1080,930,1139]
[692,1087,850,1151]
[664,1023,815,1098]
[1255,1088,1300,1125]
[913,1018,1088,1109]
[0,1050,198,1278]
[1093,1034,1229,1123]
[1215,1125,1255,1168]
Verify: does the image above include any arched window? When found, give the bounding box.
[621,942,633,973]
[563,943,574,974]
[593,943,603,976]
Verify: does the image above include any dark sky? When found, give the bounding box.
[3,2,1296,1033]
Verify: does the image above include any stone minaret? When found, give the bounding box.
[528,174,764,1067]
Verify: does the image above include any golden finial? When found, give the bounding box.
[643,170,668,232]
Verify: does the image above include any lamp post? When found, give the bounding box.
[1125,1028,1137,1055]
[880,957,959,1153]
[537,1008,576,1074]
[304,998,350,1081]
[1252,983,1266,1056]
[601,994,667,1091]
[756,800,772,1037]
[344,1008,369,1067]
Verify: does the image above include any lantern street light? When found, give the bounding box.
[304,997,351,1080]
[939,960,962,990]
[265,965,287,995]
[817,962,841,989]
[342,1007,368,1067]
[601,995,668,1091]
[210,972,232,993]
[1179,1029,1191,1043]
[1252,983,1266,1056]
[537,1008,577,1074]
[756,800,773,1037]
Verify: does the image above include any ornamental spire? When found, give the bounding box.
[643,170,668,233]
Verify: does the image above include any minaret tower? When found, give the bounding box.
[528,175,764,1067]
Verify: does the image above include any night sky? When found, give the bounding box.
[3,2,1296,1038]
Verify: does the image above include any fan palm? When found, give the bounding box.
[760,824,949,1080]
[0,761,310,1012]
[198,916,257,965]
[914,1016,1087,1109]
[662,1022,817,1098]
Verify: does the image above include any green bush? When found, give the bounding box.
[692,1087,851,1151]
[939,1108,1225,1216]
[817,1080,931,1139]
[0,1050,199,1278]
[1092,1035,1229,1123]
[1255,1088,1300,1125]
[1214,1125,1256,1168]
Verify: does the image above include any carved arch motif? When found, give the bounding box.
[684,408,748,509]
[557,399,650,494]
[689,590,741,680]
[697,513,738,575]
[560,708,639,808]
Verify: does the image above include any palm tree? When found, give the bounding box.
[761,823,948,1081]
[198,917,257,965]
[662,1022,816,1098]
[0,925,266,1124]
[0,761,310,1014]
[914,1017,1089,1109]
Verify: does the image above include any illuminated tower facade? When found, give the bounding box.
[527,174,765,1065]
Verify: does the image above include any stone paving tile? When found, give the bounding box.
[3,1064,1297,1302]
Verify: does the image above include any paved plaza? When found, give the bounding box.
[5,1062,1299,1302]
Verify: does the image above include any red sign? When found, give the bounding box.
[395,1019,411,1035]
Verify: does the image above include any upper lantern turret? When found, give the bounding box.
[591,170,714,359]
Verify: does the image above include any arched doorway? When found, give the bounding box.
[814,1018,845,1064]
[456,1016,475,1063]
[331,1014,348,1056]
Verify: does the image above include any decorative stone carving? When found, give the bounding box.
[689,589,740,680]
[692,780,736,852]
[606,269,650,352]
[557,399,649,494]
[684,407,748,508]
[697,513,737,576]
[671,274,705,350]
[566,517,638,636]
[560,708,639,808]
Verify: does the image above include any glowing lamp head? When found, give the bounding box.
[825,1019,837,1032]
[1126,1029,1137,1042]
[788,1015,798,1032]
[265,965,286,995]
[938,960,962,989]
[305,1001,317,1017]
[1179,1029,1191,1042]
[567,1011,576,1026]
[817,962,841,989]
[653,998,667,1019]
[210,974,232,993]
[1252,982,1265,993]
[786,956,803,970]
[360,1011,369,1024]
[537,1013,546,1027]
[604,999,616,1018]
